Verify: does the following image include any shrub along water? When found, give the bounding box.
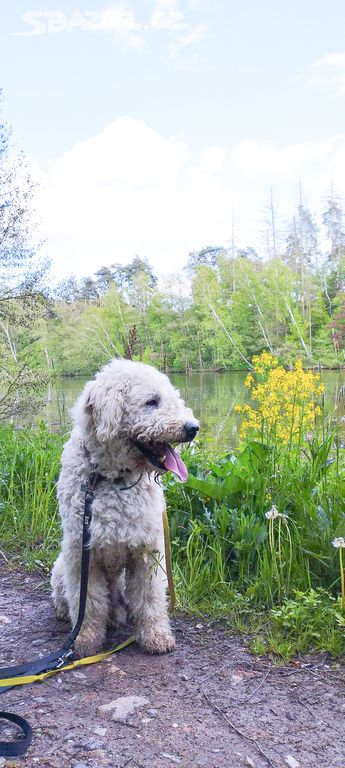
[166,353,345,655]
[0,353,344,656]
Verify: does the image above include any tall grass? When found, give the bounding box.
[0,423,64,566]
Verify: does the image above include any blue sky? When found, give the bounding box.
[2,1,345,278]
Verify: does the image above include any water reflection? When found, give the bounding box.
[18,368,345,452]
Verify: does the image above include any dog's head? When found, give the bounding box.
[75,359,199,481]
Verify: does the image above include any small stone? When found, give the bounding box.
[245,758,255,767]
[231,673,243,686]
[0,615,11,624]
[148,708,158,718]
[93,725,107,737]
[83,737,104,751]
[285,757,300,768]
[160,754,182,764]
[98,695,149,721]
[180,673,189,681]
[71,671,87,680]
[195,623,203,629]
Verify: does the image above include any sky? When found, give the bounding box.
[2,1,345,280]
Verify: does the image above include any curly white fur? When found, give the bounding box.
[51,359,198,656]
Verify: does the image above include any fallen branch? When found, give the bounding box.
[203,691,276,768]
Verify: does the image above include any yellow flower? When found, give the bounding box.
[236,353,324,446]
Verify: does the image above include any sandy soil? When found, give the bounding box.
[0,567,344,768]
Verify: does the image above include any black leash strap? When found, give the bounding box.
[0,712,32,757]
[0,472,98,757]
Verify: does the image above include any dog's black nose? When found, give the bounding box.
[184,421,199,440]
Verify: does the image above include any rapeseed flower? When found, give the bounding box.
[236,353,324,446]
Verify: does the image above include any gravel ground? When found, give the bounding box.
[0,566,344,768]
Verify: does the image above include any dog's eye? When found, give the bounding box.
[145,398,160,407]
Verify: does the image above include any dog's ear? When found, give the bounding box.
[83,379,127,442]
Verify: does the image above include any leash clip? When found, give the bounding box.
[56,648,75,668]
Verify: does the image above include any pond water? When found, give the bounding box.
[34,369,345,450]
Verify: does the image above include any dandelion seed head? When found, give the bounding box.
[332,537,345,549]
[265,505,279,520]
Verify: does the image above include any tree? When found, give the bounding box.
[0,92,49,418]
[185,245,227,274]
[111,256,157,293]
[322,184,345,267]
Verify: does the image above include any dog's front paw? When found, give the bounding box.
[74,632,104,659]
[137,626,176,654]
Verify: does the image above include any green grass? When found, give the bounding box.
[0,422,345,659]
[0,423,64,568]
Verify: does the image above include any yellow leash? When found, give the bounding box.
[0,635,136,688]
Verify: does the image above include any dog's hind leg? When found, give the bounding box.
[62,542,110,657]
[127,550,175,654]
[51,552,69,621]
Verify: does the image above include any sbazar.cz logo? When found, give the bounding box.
[12,10,136,36]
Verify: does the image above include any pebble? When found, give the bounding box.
[245,758,255,767]
[98,694,149,721]
[285,757,300,768]
[160,753,182,764]
[83,737,105,751]
[148,708,158,718]
[94,725,107,737]
[71,671,87,680]
[180,673,189,681]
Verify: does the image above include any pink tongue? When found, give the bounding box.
[164,446,188,482]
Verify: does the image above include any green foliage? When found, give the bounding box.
[28,250,344,376]
[261,590,345,658]
[0,424,63,565]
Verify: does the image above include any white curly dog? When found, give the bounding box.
[51,359,199,656]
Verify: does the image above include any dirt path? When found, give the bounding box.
[0,567,344,768]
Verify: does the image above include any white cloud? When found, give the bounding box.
[231,137,343,180]
[38,118,235,279]
[309,52,345,94]
[38,121,345,281]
